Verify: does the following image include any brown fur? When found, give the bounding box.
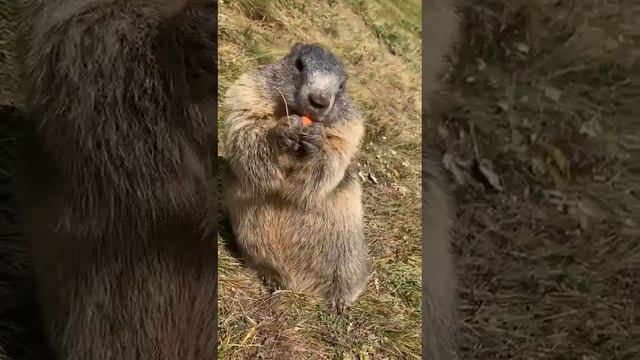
[12,1,218,358]
[221,44,370,312]
[423,0,460,359]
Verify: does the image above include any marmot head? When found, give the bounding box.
[264,43,351,125]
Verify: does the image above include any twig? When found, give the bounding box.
[276,88,291,125]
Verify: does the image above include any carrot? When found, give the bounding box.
[301,116,313,127]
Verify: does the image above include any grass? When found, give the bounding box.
[217,1,423,358]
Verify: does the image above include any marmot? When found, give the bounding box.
[221,43,370,313]
[423,0,460,359]
[12,1,218,358]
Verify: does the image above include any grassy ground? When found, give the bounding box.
[0,0,637,359]
[217,1,424,359]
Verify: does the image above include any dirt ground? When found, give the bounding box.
[0,0,637,359]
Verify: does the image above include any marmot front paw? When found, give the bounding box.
[272,115,303,152]
[272,115,324,156]
[299,123,324,156]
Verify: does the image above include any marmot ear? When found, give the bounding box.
[291,42,304,52]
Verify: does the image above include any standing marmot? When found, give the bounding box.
[222,43,370,313]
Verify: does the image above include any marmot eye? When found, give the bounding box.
[339,82,345,90]
[295,58,304,71]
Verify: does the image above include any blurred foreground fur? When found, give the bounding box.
[1,0,218,358]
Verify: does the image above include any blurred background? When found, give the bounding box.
[439,1,638,359]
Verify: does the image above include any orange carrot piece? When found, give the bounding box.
[301,116,313,127]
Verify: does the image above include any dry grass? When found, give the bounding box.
[217,1,423,358]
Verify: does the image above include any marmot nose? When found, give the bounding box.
[308,92,330,109]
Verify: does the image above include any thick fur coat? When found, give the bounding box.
[0,1,218,358]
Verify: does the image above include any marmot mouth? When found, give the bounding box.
[296,110,326,124]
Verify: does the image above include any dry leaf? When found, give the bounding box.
[442,153,466,185]
[477,58,487,71]
[437,126,450,139]
[579,118,602,138]
[541,85,562,101]
[540,143,571,181]
[551,147,569,175]
[455,157,473,169]
[478,159,504,191]
[537,143,571,187]
[515,42,531,53]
